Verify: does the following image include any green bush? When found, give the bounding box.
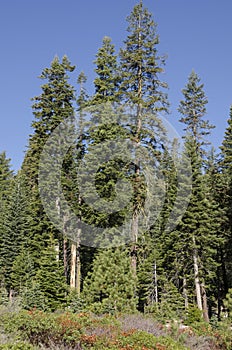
[0,342,35,350]
[1,309,232,349]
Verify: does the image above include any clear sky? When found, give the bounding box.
[0,0,231,171]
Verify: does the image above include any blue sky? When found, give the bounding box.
[0,0,231,171]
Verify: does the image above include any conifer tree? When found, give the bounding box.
[83,246,137,313]
[36,237,67,311]
[177,73,219,321]
[220,106,232,174]
[0,173,32,297]
[171,140,219,321]
[21,56,76,284]
[68,72,88,293]
[23,55,75,189]
[91,36,120,104]
[219,107,232,298]
[0,152,14,294]
[119,1,168,274]
[178,70,214,156]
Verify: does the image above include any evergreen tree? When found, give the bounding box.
[0,152,13,296]
[170,138,220,321]
[119,1,168,275]
[0,173,32,296]
[219,107,232,302]
[22,55,75,189]
[91,36,120,104]
[83,246,137,313]
[21,55,76,284]
[119,1,168,110]
[11,249,35,294]
[177,72,219,321]
[203,149,230,319]
[178,70,214,156]
[36,237,67,311]
[220,105,232,174]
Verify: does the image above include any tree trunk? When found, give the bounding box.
[76,227,81,295]
[131,212,138,274]
[183,277,188,309]
[154,260,158,305]
[193,236,203,311]
[70,242,77,289]
[130,11,142,276]
[63,238,68,283]
[9,289,13,302]
[201,283,209,322]
[54,243,59,262]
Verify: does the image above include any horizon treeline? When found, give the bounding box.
[0,1,232,323]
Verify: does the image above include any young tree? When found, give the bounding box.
[36,237,67,311]
[83,246,137,313]
[0,174,32,298]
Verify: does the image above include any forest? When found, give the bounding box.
[0,2,232,349]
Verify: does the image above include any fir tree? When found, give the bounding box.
[220,106,232,174]
[83,246,137,313]
[21,55,76,285]
[219,107,232,301]
[36,237,67,311]
[0,152,14,296]
[119,1,168,110]
[178,70,214,156]
[171,138,220,321]
[119,1,169,275]
[91,36,120,104]
[0,173,32,296]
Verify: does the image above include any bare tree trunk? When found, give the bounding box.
[201,283,209,322]
[54,243,59,262]
[76,227,81,295]
[183,277,188,309]
[154,260,158,305]
[9,289,13,302]
[193,236,203,312]
[63,238,68,283]
[70,242,77,289]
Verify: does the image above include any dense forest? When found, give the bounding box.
[0,2,232,349]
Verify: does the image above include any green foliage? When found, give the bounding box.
[224,288,232,317]
[178,70,214,156]
[0,152,14,291]
[3,309,230,350]
[92,36,120,104]
[0,287,8,306]
[220,106,232,174]
[35,239,67,311]
[83,246,138,314]
[19,281,48,311]
[119,2,168,110]
[0,174,33,293]
[66,289,86,313]
[1,1,232,330]
[0,343,35,350]
[184,305,204,325]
